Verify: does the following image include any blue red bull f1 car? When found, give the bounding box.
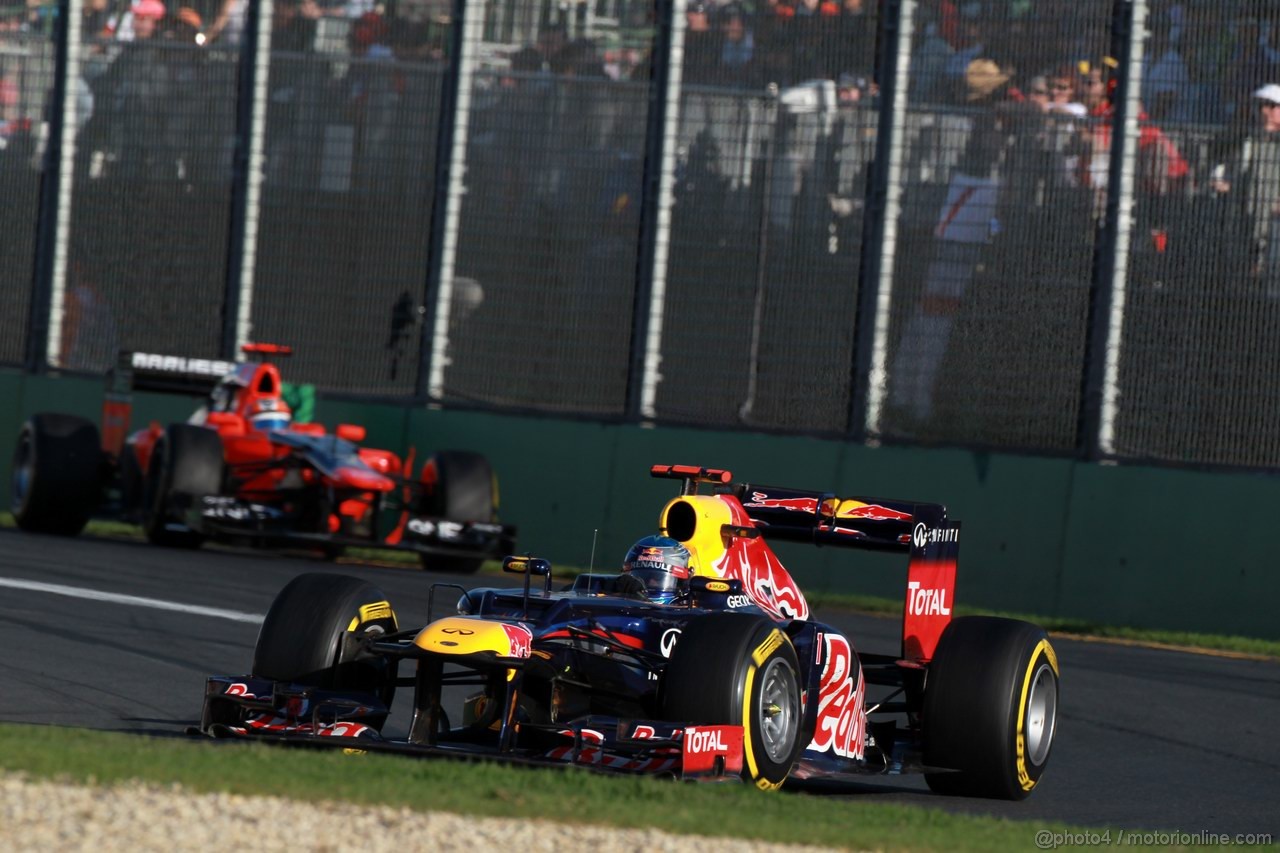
[196,464,1059,799]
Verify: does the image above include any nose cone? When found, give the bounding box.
[333,465,395,492]
[414,617,533,659]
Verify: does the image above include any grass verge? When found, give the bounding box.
[3,514,1276,659]
[0,724,1162,852]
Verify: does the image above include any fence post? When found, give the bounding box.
[849,0,914,438]
[220,0,273,359]
[627,0,686,422]
[419,0,485,402]
[28,0,81,371]
[1081,0,1147,457]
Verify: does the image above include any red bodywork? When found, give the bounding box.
[109,359,424,538]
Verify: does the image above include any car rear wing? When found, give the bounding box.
[651,464,948,554]
[102,351,239,457]
[652,464,961,661]
[108,350,238,398]
[731,482,961,659]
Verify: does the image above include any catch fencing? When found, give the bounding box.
[1,0,1274,468]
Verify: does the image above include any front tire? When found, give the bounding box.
[923,616,1060,799]
[417,450,495,574]
[662,613,803,790]
[142,424,223,548]
[252,573,400,728]
[11,414,102,536]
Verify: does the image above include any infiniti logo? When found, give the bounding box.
[660,628,682,658]
[912,522,960,549]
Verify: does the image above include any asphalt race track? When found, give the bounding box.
[1,529,1277,838]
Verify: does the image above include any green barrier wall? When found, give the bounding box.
[405,407,1279,640]
[3,368,1276,639]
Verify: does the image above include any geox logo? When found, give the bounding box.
[912,522,959,549]
[907,581,951,616]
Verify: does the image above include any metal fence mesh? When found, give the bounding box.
[64,34,238,370]
[251,43,447,396]
[875,0,1113,451]
[0,27,50,366]
[654,0,880,433]
[13,0,1280,471]
[440,41,653,415]
[1111,1,1280,468]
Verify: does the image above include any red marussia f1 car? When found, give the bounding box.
[10,346,514,571]
[196,464,1058,799]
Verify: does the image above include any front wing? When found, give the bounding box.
[181,495,516,560]
[196,675,744,782]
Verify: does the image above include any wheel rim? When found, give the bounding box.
[1024,662,1057,766]
[11,432,32,514]
[757,657,799,763]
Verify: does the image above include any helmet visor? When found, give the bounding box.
[251,413,291,432]
[625,568,683,597]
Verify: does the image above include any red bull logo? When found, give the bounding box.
[501,623,533,659]
[743,492,819,512]
[745,493,913,523]
[840,504,912,522]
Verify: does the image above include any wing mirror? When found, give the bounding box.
[505,556,553,616]
[503,556,551,576]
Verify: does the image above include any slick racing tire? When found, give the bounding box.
[923,616,1060,800]
[11,414,102,536]
[417,450,496,574]
[662,613,803,790]
[142,424,223,548]
[252,573,400,728]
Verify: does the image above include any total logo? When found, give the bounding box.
[685,728,727,753]
[912,522,960,550]
[907,580,951,616]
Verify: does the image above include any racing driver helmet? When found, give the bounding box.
[248,396,292,432]
[622,535,691,603]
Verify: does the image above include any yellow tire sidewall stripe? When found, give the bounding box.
[742,629,789,790]
[1015,638,1058,791]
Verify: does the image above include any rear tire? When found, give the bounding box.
[143,424,223,548]
[923,616,1060,800]
[417,450,495,574]
[10,414,102,536]
[252,573,400,728]
[662,613,802,790]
